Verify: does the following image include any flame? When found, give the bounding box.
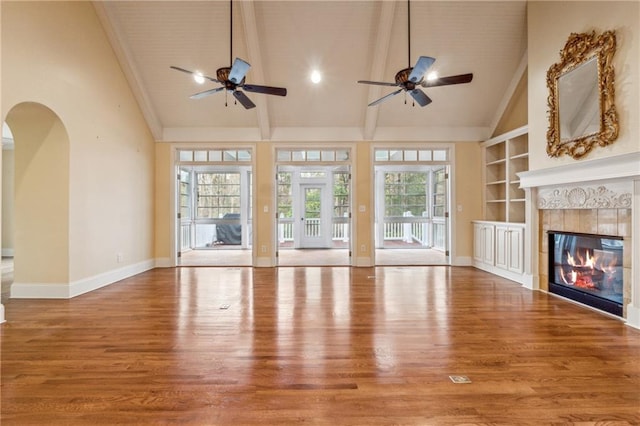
[584,250,595,268]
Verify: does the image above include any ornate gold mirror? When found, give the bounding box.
[546,30,618,159]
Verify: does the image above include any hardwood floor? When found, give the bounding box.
[179,248,446,267]
[1,266,639,424]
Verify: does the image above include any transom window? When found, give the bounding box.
[179,149,251,163]
[277,149,350,162]
[375,148,448,163]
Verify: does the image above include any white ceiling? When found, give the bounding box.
[94,1,528,143]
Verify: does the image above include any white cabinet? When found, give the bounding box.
[473,221,525,284]
[473,222,494,265]
[495,224,524,274]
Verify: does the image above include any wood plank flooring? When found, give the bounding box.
[1,266,639,425]
[179,248,446,267]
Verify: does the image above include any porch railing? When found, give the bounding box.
[277,214,444,249]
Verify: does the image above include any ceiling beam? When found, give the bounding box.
[362,2,396,141]
[92,2,163,141]
[239,1,271,140]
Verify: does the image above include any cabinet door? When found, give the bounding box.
[507,226,524,273]
[495,225,509,270]
[482,225,495,265]
[473,224,485,262]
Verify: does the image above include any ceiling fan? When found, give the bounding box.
[170,0,286,109]
[358,0,473,107]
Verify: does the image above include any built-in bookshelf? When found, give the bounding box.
[481,126,528,223]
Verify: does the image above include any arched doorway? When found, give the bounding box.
[3,102,70,300]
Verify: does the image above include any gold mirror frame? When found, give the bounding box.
[546,30,618,159]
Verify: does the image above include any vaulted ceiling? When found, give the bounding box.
[94,1,527,143]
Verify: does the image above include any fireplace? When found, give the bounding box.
[548,231,624,316]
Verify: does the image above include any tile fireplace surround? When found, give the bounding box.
[519,152,640,329]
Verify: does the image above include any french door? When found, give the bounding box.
[299,184,331,248]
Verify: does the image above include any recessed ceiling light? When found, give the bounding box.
[426,71,438,81]
[193,72,205,85]
[310,70,322,84]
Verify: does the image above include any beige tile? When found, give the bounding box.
[563,209,580,233]
[623,237,632,268]
[540,210,550,229]
[597,209,618,236]
[617,208,632,238]
[579,209,598,234]
[549,210,563,231]
[623,267,631,308]
[539,272,549,292]
[539,252,548,280]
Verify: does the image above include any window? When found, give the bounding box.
[433,168,446,217]
[333,172,350,218]
[276,149,350,163]
[179,169,191,219]
[277,172,292,218]
[375,148,448,163]
[384,172,427,217]
[196,172,240,218]
[177,149,252,163]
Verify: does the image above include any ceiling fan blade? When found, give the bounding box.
[189,87,224,100]
[170,66,219,83]
[357,80,399,87]
[242,84,287,97]
[233,90,256,109]
[229,58,251,84]
[368,89,403,107]
[409,88,432,107]
[408,56,436,83]
[422,73,474,88]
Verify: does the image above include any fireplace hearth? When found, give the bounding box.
[548,231,624,316]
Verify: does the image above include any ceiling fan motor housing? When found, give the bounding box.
[395,67,421,89]
[217,67,245,89]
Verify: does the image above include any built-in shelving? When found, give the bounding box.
[481,126,528,222]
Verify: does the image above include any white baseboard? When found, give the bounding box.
[626,304,640,330]
[0,304,5,324]
[2,248,14,257]
[11,259,155,299]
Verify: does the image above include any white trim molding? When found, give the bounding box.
[537,181,632,210]
[519,152,640,189]
[11,260,155,299]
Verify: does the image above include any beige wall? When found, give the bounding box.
[2,147,14,254]
[154,143,172,262]
[454,142,483,259]
[2,2,155,286]
[528,1,640,170]
[493,71,528,138]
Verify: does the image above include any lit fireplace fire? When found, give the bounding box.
[560,248,618,290]
[549,231,624,317]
